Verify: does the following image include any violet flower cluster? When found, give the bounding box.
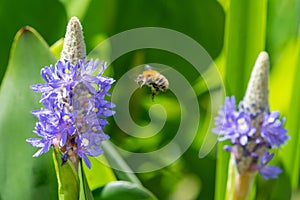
[213,96,289,180]
[27,59,115,168]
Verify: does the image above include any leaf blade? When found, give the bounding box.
[94,181,157,200]
[0,26,58,199]
[53,147,80,200]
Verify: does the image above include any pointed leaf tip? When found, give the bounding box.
[20,26,31,33]
[16,26,34,39]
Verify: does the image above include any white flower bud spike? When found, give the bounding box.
[60,16,86,64]
[241,51,270,118]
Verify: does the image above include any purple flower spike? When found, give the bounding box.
[27,59,115,168]
[213,95,289,180]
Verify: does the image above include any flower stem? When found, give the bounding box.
[226,154,255,200]
[232,172,255,200]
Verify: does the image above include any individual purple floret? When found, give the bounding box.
[257,151,282,180]
[213,97,256,146]
[261,111,289,148]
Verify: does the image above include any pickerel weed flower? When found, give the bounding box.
[213,52,289,180]
[213,96,288,179]
[26,17,115,168]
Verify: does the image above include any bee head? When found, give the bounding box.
[136,74,146,87]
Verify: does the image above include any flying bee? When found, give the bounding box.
[136,65,169,101]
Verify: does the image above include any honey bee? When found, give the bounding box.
[136,65,169,101]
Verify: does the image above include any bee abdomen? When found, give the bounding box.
[136,68,169,100]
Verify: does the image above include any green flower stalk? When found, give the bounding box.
[213,52,289,200]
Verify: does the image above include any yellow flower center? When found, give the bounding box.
[82,138,89,146]
[238,118,245,124]
[268,117,275,123]
[63,115,70,120]
[92,126,97,132]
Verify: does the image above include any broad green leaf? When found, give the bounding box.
[281,32,300,189]
[101,141,142,185]
[224,0,267,100]
[267,0,300,61]
[268,22,300,190]
[50,38,64,59]
[269,39,299,114]
[0,27,58,199]
[53,147,80,200]
[93,181,157,200]
[78,160,94,200]
[0,0,66,84]
[83,156,116,191]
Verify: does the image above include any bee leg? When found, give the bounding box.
[151,92,155,101]
[151,89,158,101]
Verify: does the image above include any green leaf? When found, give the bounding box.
[79,160,94,200]
[0,0,66,84]
[216,0,267,199]
[58,0,92,19]
[256,168,291,200]
[50,38,64,59]
[215,142,230,200]
[224,0,267,100]
[93,181,157,200]
[101,141,142,185]
[266,0,300,61]
[53,147,80,200]
[83,156,116,191]
[281,31,300,188]
[0,27,58,199]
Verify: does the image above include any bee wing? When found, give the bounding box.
[73,82,91,112]
[72,82,91,133]
[144,64,152,70]
[144,64,171,75]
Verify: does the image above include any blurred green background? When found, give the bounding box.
[0,0,299,199]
